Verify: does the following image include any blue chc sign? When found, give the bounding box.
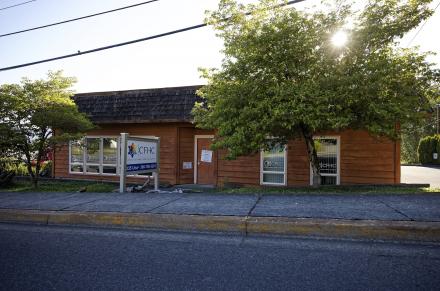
[120,134,160,193]
[126,138,159,174]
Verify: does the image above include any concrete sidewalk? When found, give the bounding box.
[0,191,439,242]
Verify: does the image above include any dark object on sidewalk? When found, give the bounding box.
[126,186,144,193]
[78,187,87,193]
[0,171,15,187]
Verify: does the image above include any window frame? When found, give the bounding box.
[69,136,120,176]
[260,144,288,186]
[309,135,340,186]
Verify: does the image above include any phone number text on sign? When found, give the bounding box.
[127,163,158,172]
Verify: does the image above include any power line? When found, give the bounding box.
[0,0,159,38]
[406,0,440,47]
[0,0,35,11]
[0,23,207,71]
[0,0,305,72]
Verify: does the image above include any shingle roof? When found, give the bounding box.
[73,85,202,124]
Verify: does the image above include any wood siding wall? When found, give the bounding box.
[217,151,260,186]
[177,127,195,184]
[339,130,400,184]
[215,130,400,186]
[54,124,400,186]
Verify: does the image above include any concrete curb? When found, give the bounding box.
[0,209,246,234]
[246,217,440,242]
[1,209,439,242]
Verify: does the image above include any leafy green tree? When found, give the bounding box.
[401,113,437,164]
[401,97,440,164]
[0,71,94,188]
[193,0,440,186]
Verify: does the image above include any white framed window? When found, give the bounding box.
[69,136,119,176]
[85,137,100,174]
[102,137,118,174]
[260,144,287,186]
[310,136,340,185]
[70,140,85,173]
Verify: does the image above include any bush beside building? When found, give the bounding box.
[418,135,440,165]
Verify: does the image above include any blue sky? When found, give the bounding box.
[0,0,439,93]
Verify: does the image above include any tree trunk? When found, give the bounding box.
[31,134,47,189]
[24,154,37,188]
[33,161,41,189]
[31,175,38,189]
[25,161,39,189]
[300,125,321,187]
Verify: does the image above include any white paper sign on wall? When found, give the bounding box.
[183,162,192,169]
[201,150,213,163]
[434,153,438,160]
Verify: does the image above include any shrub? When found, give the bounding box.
[0,159,23,174]
[418,135,440,164]
[39,161,52,177]
[0,159,46,176]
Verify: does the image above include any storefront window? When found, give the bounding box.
[261,144,286,185]
[70,140,84,163]
[86,138,100,173]
[70,140,84,172]
[102,138,118,174]
[86,138,100,163]
[313,137,339,185]
[69,137,119,175]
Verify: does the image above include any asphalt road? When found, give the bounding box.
[0,224,439,291]
[401,165,440,188]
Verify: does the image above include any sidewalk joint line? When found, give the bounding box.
[247,194,263,217]
[145,194,186,213]
[58,197,109,211]
[244,194,263,236]
[378,199,414,221]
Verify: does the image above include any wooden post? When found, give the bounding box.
[155,137,160,191]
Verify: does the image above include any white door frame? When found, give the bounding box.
[194,135,215,184]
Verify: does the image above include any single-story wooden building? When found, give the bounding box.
[53,85,401,186]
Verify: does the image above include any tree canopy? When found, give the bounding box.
[0,71,94,187]
[193,0,440,185]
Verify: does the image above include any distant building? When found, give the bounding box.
[53,85,400,186]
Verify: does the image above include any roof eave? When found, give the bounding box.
[90,119,194,124]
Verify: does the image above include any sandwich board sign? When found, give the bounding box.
[119,133,160,193]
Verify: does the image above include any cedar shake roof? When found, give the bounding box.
[73,85,202,124]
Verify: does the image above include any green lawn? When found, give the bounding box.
[1,179,439,195]
[0,179,116,193]
[217,185,440,195]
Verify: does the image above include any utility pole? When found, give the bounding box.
[437,104,440,135]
